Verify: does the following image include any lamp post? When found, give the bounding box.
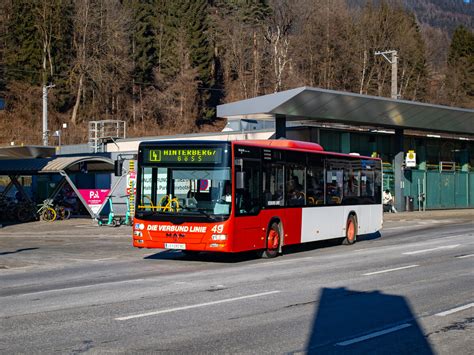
[52,123,67,152]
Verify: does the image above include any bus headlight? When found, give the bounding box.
[134,231,143,237]
[211,234,227,241]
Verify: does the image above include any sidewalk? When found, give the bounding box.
[383,208,474,222]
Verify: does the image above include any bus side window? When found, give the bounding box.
[326,170,343,204]
[285,165,305,206]
[263,163,284,207]
[306,166,324,205]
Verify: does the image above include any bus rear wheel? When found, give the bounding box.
[261,222,280,258]
[343,215,357,245]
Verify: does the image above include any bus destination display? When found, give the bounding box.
[144,148,223,164]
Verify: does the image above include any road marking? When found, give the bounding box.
[93,257,116,261]
[363,265,418,276]
[335,324,412,346]
[456,254,474,259]
[403,244,460,255]
[435,303,474,317]
[15,279,146,297]
[116,290,281,321]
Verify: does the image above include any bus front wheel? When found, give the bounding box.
[261,222,281,258]
[343,215,357,245]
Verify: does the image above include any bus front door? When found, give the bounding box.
[234,159,264,252]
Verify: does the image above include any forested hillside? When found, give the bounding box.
[349,0,474,33]
[0,0,472,146]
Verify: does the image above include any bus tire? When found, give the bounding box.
[261,222,281,258]
[343,214,357,245]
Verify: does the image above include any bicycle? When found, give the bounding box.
[16,201,37,222]
[55,205,71,220]
[37,199,57,222]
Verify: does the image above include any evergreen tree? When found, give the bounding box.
[48,0,75,111]
[446,25,474,106]
[128,0,158,86]
[161,0,214,122]
[3,0,74,109]
[5,0,42,84]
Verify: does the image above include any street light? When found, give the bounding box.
[52,123,68,151]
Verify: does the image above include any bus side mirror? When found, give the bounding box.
[114,160,123,176]
[236,171,245,189]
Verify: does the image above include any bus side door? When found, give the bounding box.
[234,159,264,251]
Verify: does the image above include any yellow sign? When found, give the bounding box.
[145,148,222,164]
[405,150,416,168]
[129,160,135,216]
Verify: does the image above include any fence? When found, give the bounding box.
[403,169,474,210]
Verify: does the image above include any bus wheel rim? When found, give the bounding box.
[347,220,355,241]
[268,229,279,250]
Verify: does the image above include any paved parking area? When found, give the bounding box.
[1,209,472,353]
[0,219,136,270]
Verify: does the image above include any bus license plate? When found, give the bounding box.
[165,243,186,250]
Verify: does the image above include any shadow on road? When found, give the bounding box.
[145,232,382,263]
[357,231,382,241]
[306,287,433,354]
[0,247,39,256]
[144,250,258,263]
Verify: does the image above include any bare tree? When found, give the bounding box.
[70,0,131,125]
[265,0,296,92]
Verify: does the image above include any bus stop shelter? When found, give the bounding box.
[217,86,474,211]
[0,156,114,219]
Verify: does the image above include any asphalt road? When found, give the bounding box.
[0,211,473,354]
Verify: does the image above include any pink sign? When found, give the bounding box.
[78,189,110,214]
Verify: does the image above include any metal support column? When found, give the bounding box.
[9,176,33,204]
[0,177,16,198]
[393,129,405,212]
[341,133,351,154]
[275,114,286,139]
[47,177,68,202]
[95,173,127,216]
[310,127,320,143]
[59,170,97,219]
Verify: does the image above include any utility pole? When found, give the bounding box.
[375,50,404,212]
[42,83,55,146]
[375,50,398,100]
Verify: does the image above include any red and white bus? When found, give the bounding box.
[133,139,382,257]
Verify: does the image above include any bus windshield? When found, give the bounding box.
[136,165,232,220]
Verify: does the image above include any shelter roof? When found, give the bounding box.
[216,87,474,135]
[0,156,114,175]
[0,146,56,160]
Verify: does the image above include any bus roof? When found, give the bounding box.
[233,139,380,160]
[233,139,324,152]
[138,139,380,161]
